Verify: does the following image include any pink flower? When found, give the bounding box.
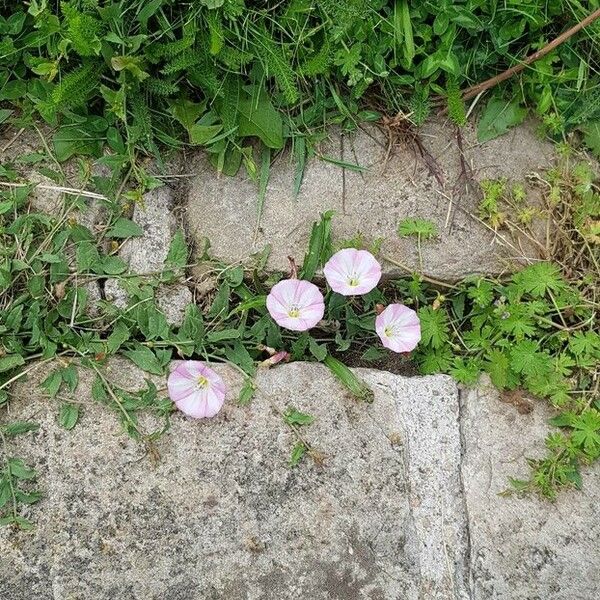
[375,304,421,353]
[167,361,226,418]
[266,279,325,331]
[323,248,382,296]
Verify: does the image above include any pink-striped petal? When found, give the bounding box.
[167,361,226,419]
[375,304,421,353]
[267,279,325,331]
[323,249,382,296]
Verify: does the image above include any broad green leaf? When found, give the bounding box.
[107,218,143,238]
[189,123,223,146]
[106,321,130,354]
[0,354,25,373]
[166,230,188,268]
[1,421,39,438]
[477,98,527,143]
[308,337,327,362]
[238,89,284,149]
[581,122,600,158]
[123,344,164,375]
[58,403,79,430]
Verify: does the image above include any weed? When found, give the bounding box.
[0,1,599,186]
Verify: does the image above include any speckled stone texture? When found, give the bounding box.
[461,377,600,600]
[1,360,468,600]
[2,364,599,600]
[184,118,554,281]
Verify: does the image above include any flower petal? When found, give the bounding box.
[323,249,381,296]
[375,304,421,353]
[167,361,226,419]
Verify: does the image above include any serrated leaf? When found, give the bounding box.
[284,408,314,426]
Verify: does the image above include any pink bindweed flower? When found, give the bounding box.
[167,361,226,419]
[266,279,325,331]
[375,304,421,353]
[323,248,382,296]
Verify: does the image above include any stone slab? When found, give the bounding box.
[1,360,467,600]
[461,377,600,600]
[185,119,555,281]
[3,364,600,600]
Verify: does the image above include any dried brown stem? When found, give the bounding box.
[461,8,600,101]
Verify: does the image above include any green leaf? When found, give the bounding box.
[206,329,240,343]
[189,123,223,145]
[166,230,188,269]
[477,98,527,143]
[170,98,206,131]
[284,408,314,426]
[123,344,164,375]
[238,379,255,405]
[107,218,144,239]
[9,458,36,480]
[0,354,25,373]
[513,263,565,298]
[419,307,449,349]
[1,422,39,438]
[580,121,600,158]
[238,88,284,149]
[41,369,62,397]
[510,340,551,377]
[101,255,128,275]
[58,403,79,430]
[323,354,374,403]
[398,218,438,239]
[485,349,512,389]
[76,241,101,272]
[106,321,131,354]
[308,337,327,362]
[301,211,334,280]
[61,364,78,392]
[53,125,102,162]
[290,441,307,467]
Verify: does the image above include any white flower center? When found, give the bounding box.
[197,375,209,389]
[347,274,360,287]
[288,305,300,318]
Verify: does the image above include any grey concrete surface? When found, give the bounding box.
[1,361,467,600]
[461,377,600,600]
[185,119,554,281]
[2,363,598,599]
